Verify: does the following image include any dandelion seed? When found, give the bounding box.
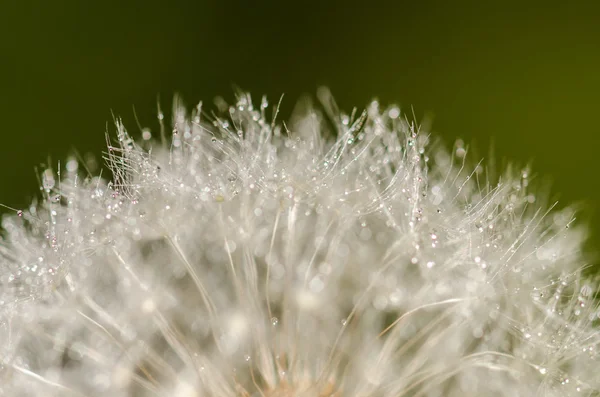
[0,91,599,397]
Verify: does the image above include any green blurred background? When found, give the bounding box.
[1,1,599,255]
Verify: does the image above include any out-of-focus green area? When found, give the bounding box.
[0,1,599,254]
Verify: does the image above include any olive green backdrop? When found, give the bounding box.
[1,1,599,255]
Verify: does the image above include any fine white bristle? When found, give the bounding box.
[0,91,599,396]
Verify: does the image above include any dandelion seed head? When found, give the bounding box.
[0,91,599,396]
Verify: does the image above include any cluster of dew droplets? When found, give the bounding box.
[0,92,599,397]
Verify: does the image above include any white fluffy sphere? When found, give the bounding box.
[1,91,598,396]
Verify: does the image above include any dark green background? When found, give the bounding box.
[1,1,599,255]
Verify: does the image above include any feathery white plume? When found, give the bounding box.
[1,90,599,396]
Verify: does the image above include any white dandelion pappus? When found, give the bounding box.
[0,90,599,397]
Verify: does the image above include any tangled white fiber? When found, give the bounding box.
[0,90,599,397]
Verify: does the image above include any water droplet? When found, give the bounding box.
[66,159,78,172]
[388,107,400,119]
